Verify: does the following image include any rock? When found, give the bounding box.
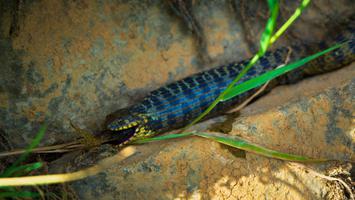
[0,0,253,148]
[231,66,355,162]
[66,64,354,199]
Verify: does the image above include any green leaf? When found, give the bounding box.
[260,0,279,54]
[136,131,327,162]
[133,132,193,144]
[222,42,343,102]
[192,132,327,162]
[7,162,43,177]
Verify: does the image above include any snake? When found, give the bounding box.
[100,25,355,145]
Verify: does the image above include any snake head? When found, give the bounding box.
[104,108,152,144]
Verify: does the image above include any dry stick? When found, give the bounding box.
[0,146,136,187]
[2,118,142,157]
[0,121,104,157]
[227,47,292,114]
[0,141,85,158]
[288,162,354,200]
[1,126,120,157]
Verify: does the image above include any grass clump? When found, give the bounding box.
[0,125,46,198]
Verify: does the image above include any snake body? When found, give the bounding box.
[104,26,355,144]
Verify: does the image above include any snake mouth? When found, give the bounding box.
[99,126,137,145]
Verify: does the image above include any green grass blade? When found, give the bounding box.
[6,162,43,177]
[183,1,279,130]
[260,0,279,54]
[193,132,327,162]
[135,131,327,162]
[222,42,343,101]
[133,132,193,144]
[270,0,310,44]
[1,125,46,177]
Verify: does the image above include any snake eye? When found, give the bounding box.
[104,113,145,144]
[103,110,150,145]
[106,111,146,132]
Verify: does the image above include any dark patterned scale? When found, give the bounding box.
[131,48,287,132]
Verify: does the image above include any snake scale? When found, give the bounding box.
[101,25,355,145]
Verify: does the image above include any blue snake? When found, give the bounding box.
[101,25,355,145]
